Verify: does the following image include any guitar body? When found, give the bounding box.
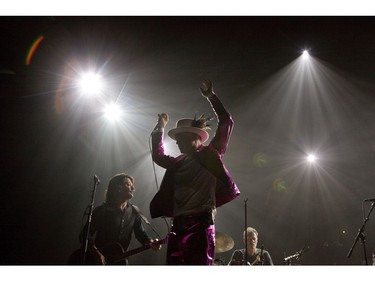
[67,248,106,265]
[68,235,170,265]
[98,243,128,265]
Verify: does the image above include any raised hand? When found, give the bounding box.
[157,113,169,129]
[200,79,214,97]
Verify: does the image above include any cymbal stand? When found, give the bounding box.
[347,201,375,265]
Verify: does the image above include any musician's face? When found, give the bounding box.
[175,132,200,154]
[118,177,135,200]
[244,232,258,249]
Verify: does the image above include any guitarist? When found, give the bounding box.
[75,173,161,265]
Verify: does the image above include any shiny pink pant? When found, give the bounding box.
[167,214,215,265]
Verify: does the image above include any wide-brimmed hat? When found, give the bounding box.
[168,118,210,143]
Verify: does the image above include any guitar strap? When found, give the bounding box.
[131,203,150,225]
[131,203,163,240]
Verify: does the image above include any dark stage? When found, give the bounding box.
[1,16,375,268]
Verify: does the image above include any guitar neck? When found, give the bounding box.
[108,236,167,264]
[123,244,151,258]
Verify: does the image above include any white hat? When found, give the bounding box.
[168,118,209,143]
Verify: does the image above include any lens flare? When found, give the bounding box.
[272,177,287,192]
[253,152,268,167]
[26,35,44,65]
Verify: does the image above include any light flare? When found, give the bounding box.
[307,154,316,163]
[302,50,309,59]
[103,103,122,122]
[79,73,103,95]
[26,35,44,65]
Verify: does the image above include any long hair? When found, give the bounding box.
[105,173,134,206]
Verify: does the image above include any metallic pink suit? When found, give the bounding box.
[150,94,240,265]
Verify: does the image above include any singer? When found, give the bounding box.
[150,80,240,265]
[69,173,161,265]
[229,227,273,265]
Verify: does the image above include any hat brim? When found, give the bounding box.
[168,127,209,143]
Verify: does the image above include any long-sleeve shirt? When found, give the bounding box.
[80,203,152,264]
[150,94,240,218]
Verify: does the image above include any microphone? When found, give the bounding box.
[152,122,159,131]
[94,174,100,184]
[150,122,161,135]
[363,197,375,202]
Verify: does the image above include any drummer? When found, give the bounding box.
[229,227,273,265]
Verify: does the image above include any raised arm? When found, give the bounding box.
[151,113,181,169]
[200,80,234,155]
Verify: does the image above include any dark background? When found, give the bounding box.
[1,16,375,265]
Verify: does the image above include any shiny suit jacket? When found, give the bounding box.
[150,94,240,218]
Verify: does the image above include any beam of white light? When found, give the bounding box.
[302,50,309,59]
[103,103,122,122]
[79,73,103,95]
[307,154,316,163]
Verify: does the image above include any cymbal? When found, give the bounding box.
[215,231,234,253]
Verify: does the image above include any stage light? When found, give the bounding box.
[307,154,316,163]
[79,72,103,95]
[103,103,122,122]
[302,50,309,59]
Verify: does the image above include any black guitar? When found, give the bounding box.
[68,236,168,265]
[101,236,168,264]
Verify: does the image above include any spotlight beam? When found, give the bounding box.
[302,50,310,59]
[307,154,316,163]
[79,72,103,95]
[103,102,122,123]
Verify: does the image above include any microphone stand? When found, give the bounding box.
[283,246,307,265]
[283,252,300,265]
[347,201,375,265]
[244,198,248,265]
[82,175,100,264]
